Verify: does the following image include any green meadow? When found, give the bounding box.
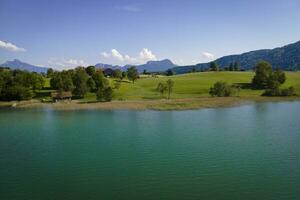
[107,71,300,100]
[42,71,300,102]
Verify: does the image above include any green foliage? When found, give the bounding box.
[127,67,139,83]
[87,77,96,92]
[72,67,89,98]
[280,86,296,96]
[50,71,74,92]
[252,60,273,89]
[113,69,122,79]
[263,86,296,96]
[166,79,174,99]
[0,69,43,100]
[47,68,54,78]
[156,79,175,99]
[252,60,293,96]
[114,81,121,89]
[86,66,96,76]
[121,71,127,80]
[209,81,236,97]
[233,62,240,71]
[92,71,108,90]
[157,82,167,96]
[166,69,174,76]
[210,61,219,71]
[3,85,33,101]
[96,86,113,102]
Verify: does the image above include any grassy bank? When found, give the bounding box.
[1,96,300,111]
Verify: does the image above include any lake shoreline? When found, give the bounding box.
[1,96,300,111]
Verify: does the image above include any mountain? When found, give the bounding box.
[172,40,300,74]
[136,59,176,73]
[95,63,122,69]
[0,59,48,73]
[95,59,177,73]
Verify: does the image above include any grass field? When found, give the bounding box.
[26,71,300,110]
[110,71,300,100]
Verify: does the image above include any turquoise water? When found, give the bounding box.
[0,102,300,200]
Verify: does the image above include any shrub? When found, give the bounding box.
[103,87,113,101]
[97,86,113,102]
[280,86,296,96]
[209,81,235,97]
[262,86,296,96]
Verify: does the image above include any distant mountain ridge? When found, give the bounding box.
[95,59,177,73]
[172,40,300,74]
[0,59,48,73]
[0,59,176,74]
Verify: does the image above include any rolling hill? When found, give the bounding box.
[173,40,300,74]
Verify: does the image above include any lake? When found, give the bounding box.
[0,102,300,200]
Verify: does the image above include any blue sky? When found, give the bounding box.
[0,0,300,69]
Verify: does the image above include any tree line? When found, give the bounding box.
[0,68,45,100]
[209,60,296,97]
[49,66,139,101]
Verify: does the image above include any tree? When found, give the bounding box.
[166,69,174,76]
[47,68,54,78]
[92,71,108,90]
[127,66,139,83]
[209,81,234,97]
[252,61,287,90]
[113,69,122,79]
[72,67,89,98]
[103,87,113,101]
[210,61,219,71]
[121,71,127,80]
[272,68,286,84]
[87,77,96,92]
[31,73,45,91]
[96,86,113,102]
[166,79,174,99]
[50,71,74,92]
[86,66,96,76]
[229,63,234,71]
[252,61,273,89]
[233,62,240,71]
[157,82,167,97]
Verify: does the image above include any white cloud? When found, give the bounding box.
[0,40,26,52]
[111,49,124,61]
[201,52,215,60]
[100,48,157,65]
[139,48,157,61]
[48,58,89,70]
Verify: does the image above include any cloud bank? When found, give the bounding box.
[100,48,157,65]
[0,40,26,52]
[48,58,89,69]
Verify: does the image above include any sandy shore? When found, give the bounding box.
[1,96,300,111]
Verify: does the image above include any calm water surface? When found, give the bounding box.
[0,102,300,200]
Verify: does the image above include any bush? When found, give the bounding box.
[209,81,235,97]
[3,86,33,101]
[103,87,113,101]
[96,86,113,102]
[281,86,296,96]
[262,86,296,96]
